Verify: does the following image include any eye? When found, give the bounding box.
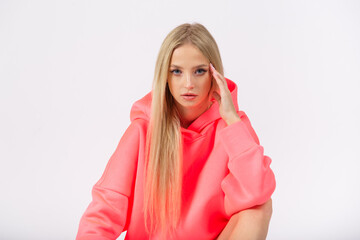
[170,69,181,75]
[195,68,207,75]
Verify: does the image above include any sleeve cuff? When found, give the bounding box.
[219,120,258,159]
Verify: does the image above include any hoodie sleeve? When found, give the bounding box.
[219,111,276,218]
[76,120,141,240]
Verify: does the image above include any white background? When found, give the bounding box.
[1,0,359,239]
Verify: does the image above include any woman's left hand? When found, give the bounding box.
[209,63,241,126]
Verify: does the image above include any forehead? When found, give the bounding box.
[170,43,208,66]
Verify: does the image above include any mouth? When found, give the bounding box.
[181,93,197,100]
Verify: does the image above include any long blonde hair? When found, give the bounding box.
[143,22,224,239]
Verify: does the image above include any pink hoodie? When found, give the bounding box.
[76,78,276,240]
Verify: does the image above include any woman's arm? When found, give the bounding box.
[217,198,273,240]
[76,120,143,239]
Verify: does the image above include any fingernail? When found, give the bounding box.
[210,63,214,69]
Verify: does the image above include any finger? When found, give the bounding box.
[212,91,221,104]
[209,62,215,73]
[210,64,226,94]
[210,63,228,93]
[213,77,225,96]
[210,63,226,85]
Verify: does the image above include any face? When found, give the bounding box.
[167,43,213,116]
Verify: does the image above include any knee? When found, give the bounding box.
[259,198,273,221]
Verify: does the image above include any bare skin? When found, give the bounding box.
[209,62,241,126]
[217,198,273,240]
[167,43,240,128]
[168,43,214,128]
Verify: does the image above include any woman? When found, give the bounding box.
[76,22,276,240]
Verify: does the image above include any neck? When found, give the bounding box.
[177,101,213,129]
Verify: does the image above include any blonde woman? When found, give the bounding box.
[76,22,276,240]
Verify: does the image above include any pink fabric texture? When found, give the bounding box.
[76,78,276,240]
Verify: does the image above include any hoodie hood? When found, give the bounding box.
[130,77,239,133]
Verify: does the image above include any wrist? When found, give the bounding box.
[225,114,241,126]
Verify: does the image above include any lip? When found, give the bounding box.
[181,93,197,100]
[181,93,197,96]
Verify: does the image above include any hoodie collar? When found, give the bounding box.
[130,77,239,133]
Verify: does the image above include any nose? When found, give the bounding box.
[185,73,194,89]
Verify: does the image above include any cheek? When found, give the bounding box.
[200,76,212,94]
[167,79,179,96]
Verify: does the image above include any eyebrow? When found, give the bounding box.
[170,64,208,69]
